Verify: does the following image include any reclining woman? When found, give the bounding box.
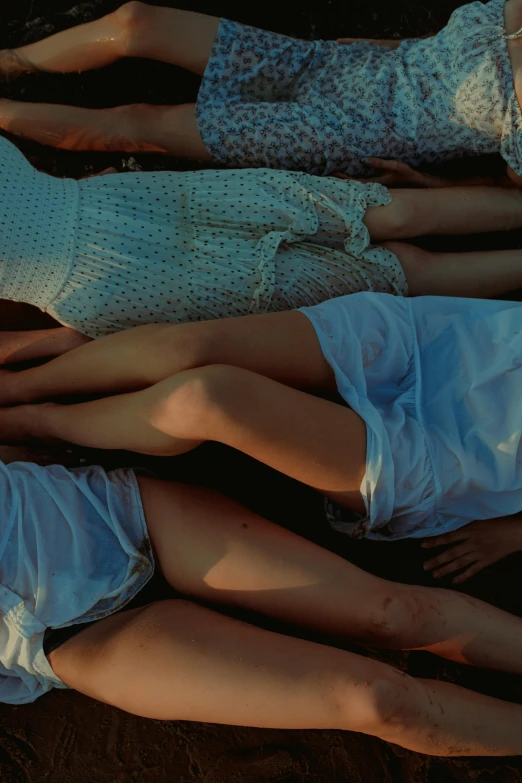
[1,134,522,362]
[2,0,522,185]
[2,454,522,757]
[0,289,520,559]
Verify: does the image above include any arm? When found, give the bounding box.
[422,515,522,584]
[0,327,92,365]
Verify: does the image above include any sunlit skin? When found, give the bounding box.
[2,176,522,363]
[34,474,522,756]
[0,307,520,576]
[0,319,519,753]
[0,4,215,157]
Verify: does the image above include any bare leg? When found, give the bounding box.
[0,3,217,154]
[48,599,522,756]
[362,186,522,296]
[4,3,219,75]
[365,186,522,240]
[0,364,368,513]
[0,99,210,156]
[389,242,522,297]
[0,311,332,404]
[0,327,91,365]
[140,478,522,676]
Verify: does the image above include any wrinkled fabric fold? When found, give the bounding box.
[196,3,522,176]
[49,169,405,337]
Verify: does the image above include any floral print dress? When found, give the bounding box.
[196,0,522,176]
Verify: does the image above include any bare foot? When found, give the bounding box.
[0,50,41,80]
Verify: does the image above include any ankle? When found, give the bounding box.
[0,404,45,444]
[17,402,62,444]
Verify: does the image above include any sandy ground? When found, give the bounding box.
[1,1,522,780]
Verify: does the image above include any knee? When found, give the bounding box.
[148,364,242,441]
[379,192,421,240]
[362,588,418,646]
[113,1,155,55]
[337,669,421,739]
[381,241,434,296]
[363,673,421,739]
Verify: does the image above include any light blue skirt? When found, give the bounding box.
[0,463,153,704]
[301,292,522,540]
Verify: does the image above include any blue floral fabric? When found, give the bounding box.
[196,1,522,176]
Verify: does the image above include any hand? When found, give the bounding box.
[334,158,451,187]
[337,37,402,49]
[422,517,522,584]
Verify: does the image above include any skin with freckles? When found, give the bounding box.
[32,477,522,756]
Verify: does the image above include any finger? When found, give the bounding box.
[424,543,474,571]
[422,530,468,549]
[432,554,479,579]
[363,157,407,172]
[362,157,395,170]
[453,562,486,584]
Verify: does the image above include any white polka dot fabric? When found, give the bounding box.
[0,136,406,337]
[49,169,406,338]
[0,137,78,310]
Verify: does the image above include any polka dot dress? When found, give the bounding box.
[196,1,522,176]
[49,169,406,338]
[0,135,406,338]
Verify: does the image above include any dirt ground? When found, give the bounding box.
[1,1,522,781]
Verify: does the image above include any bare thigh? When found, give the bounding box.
[138,478,393,639]
[2,310,337,405]
[44,598,522,756]
[46,598,392,729]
